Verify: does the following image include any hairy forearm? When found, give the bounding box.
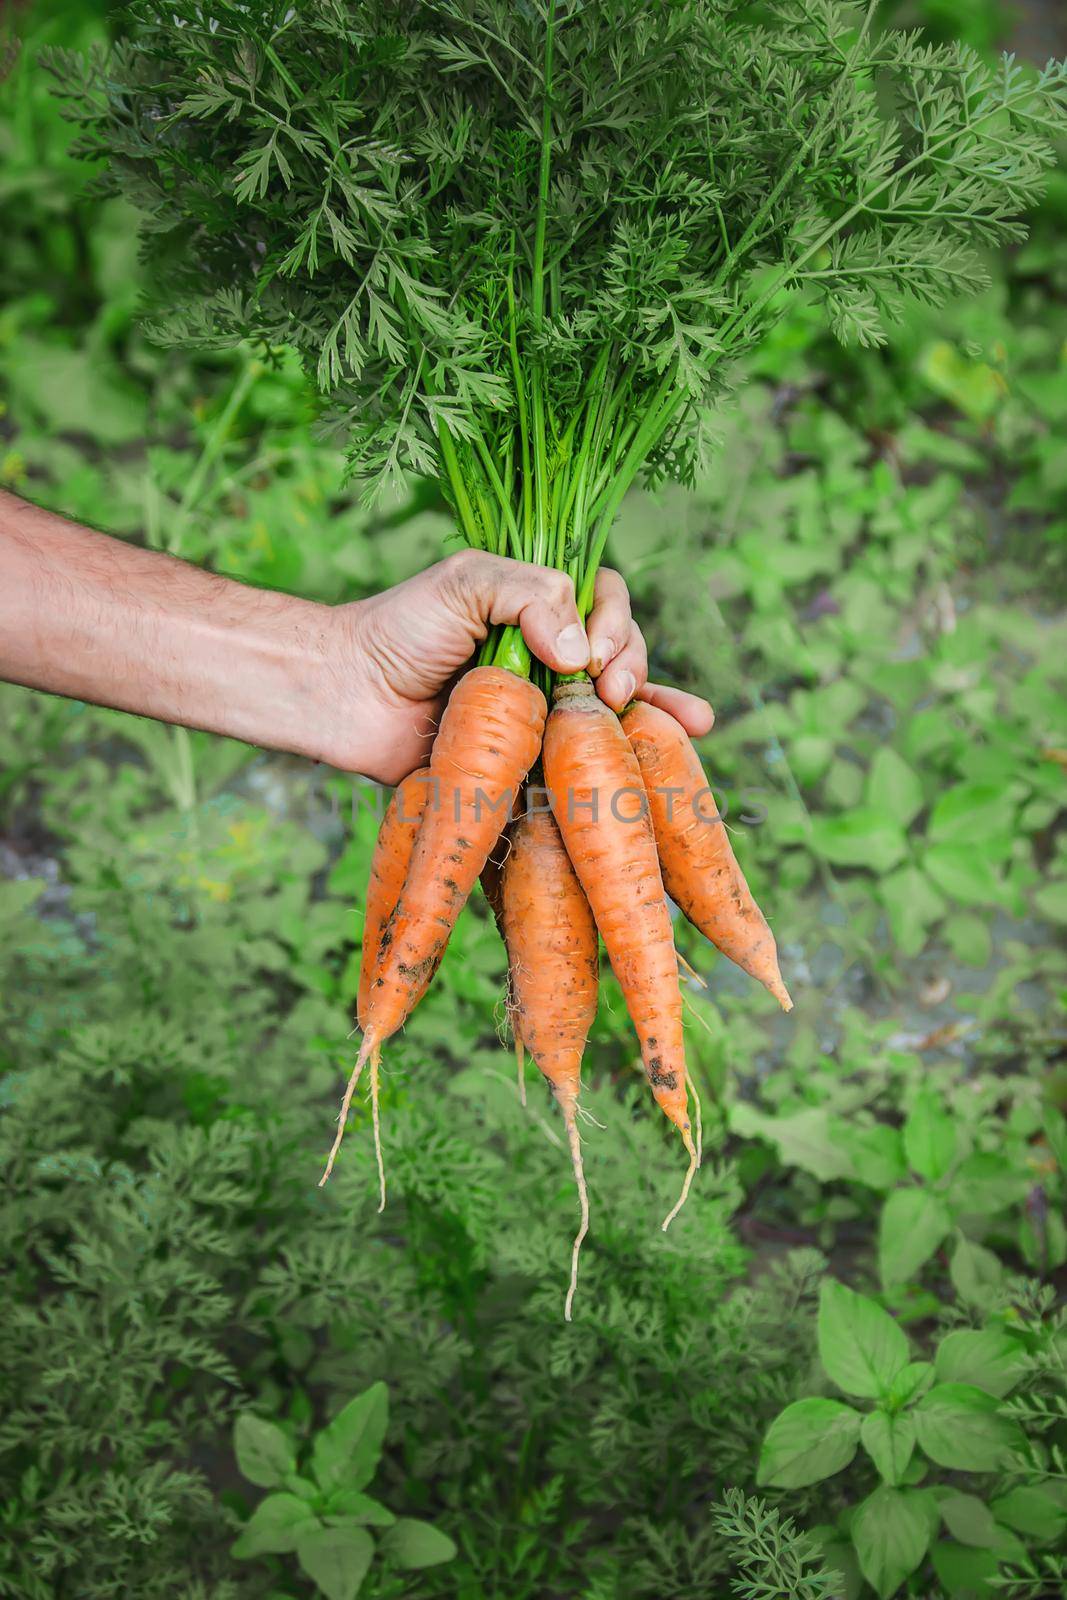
[0,491,349,763]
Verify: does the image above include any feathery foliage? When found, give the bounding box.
[45,1,1067,631]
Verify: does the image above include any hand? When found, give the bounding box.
[331,550,714,784]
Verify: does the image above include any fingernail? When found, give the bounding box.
[556,624,589,669]
[616,669,636,705]
[590,637,615,676]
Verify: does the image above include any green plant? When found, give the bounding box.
[46,0,1067,638]
[231,1384,456,1598]
[758,1279,1067,1598]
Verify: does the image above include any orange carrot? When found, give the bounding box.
[357,767,433,1030]
[501,806,599,1317]
[321,665,546,1185]
[621,700,791,1011]
[542,678,697,1226]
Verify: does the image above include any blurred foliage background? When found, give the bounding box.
[0,3,1065,1598]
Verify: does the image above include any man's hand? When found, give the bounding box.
[332,551,714,783]
[0,492,712,785]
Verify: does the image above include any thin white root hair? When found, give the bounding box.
[676,949,707,989]
[576,1101,607,1132]
[563,1106,590,1323]
[370,1047,386,1213]
[661,1129,698,1232]
[515,1037,527,1107]
[319,1035,374,1186]
[686,1067,704,1169]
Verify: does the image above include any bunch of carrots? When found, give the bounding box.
[322,659,791,1317]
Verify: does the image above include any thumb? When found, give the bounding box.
[439,551,591,674]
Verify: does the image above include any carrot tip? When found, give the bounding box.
[662,1129,698,1232]
[562,1105,589,1323]
[319,1034,375,1186]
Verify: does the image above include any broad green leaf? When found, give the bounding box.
[886,1361,934,1409]
[951,1153,1029,1215]
[324,1492,395,1527]
[924,845,1002,907]
[866,747,924,827]
[879,867,947,957]
[312,1383,389,1494]
[729,1104,853,1182]
[928,783,1015,848]
[818,1280,909,1399]
[935,1328,1025,1399]
[950,1236,1004,1309]
[930,1539,999,1598]
[834,1124,906,1192]
[851,1485,932,1599]
[991,1485,1067,1543]
[234,1414,296,1489]
[1034,880,1067,923]
[913,1384,1024,1471]
[943,912,992,967]
[810,810,908,874]
[861,1410,916,1486]
[938,1491,999,1549]
[380,1518,458,1570]
[296,1525,374,1600]
[879,1189,951,1288]
[757,1398,861,1489]
[232,1494,319,1559]
[903,1090,957,1183]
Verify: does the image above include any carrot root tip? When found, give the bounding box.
[319,1033,375,1186]
[662,1129,698,1232]
[563,1106,589,1323]
[370,1046,386,1213]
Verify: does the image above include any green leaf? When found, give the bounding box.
[950,1236,1004,1309]
[938,1491,999,1549]
[324,1492,395,1527]
[866,748,924,827]
[991,1485,1067,1543]
[927,783,1016,849]
[903,1090,957,1183]
[1034,880,1067,923]
[942,913,992,967]
[924,845,1003,907]
[729,1104,853,1182]
[913,1384,1024,1472]
[296,1526,375,1600]
[312,1383,389,1494]
[810,810,908,874]
[818,1280,909,1399]
[886,1361,934,1409]
[930,1539,999,1598]
[951,1153,1029,1215]
[861,1410,916,1486]
[851,1485,933,1599]
[757,1398,861,1489]
[1042,1108,1067,1174]
[834,1124,906,1192]
[232,1494,319,1559]
[879,866,947,957]
[879,1189,951,1288]
[234,1414,296,1489]
[380,1518,458,1570]
[934,1329,1025,1399]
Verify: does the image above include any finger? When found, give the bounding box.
[637,680,715,737]
[595,621,648,713]
[440,550,590,673]
[586,567,633,677]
